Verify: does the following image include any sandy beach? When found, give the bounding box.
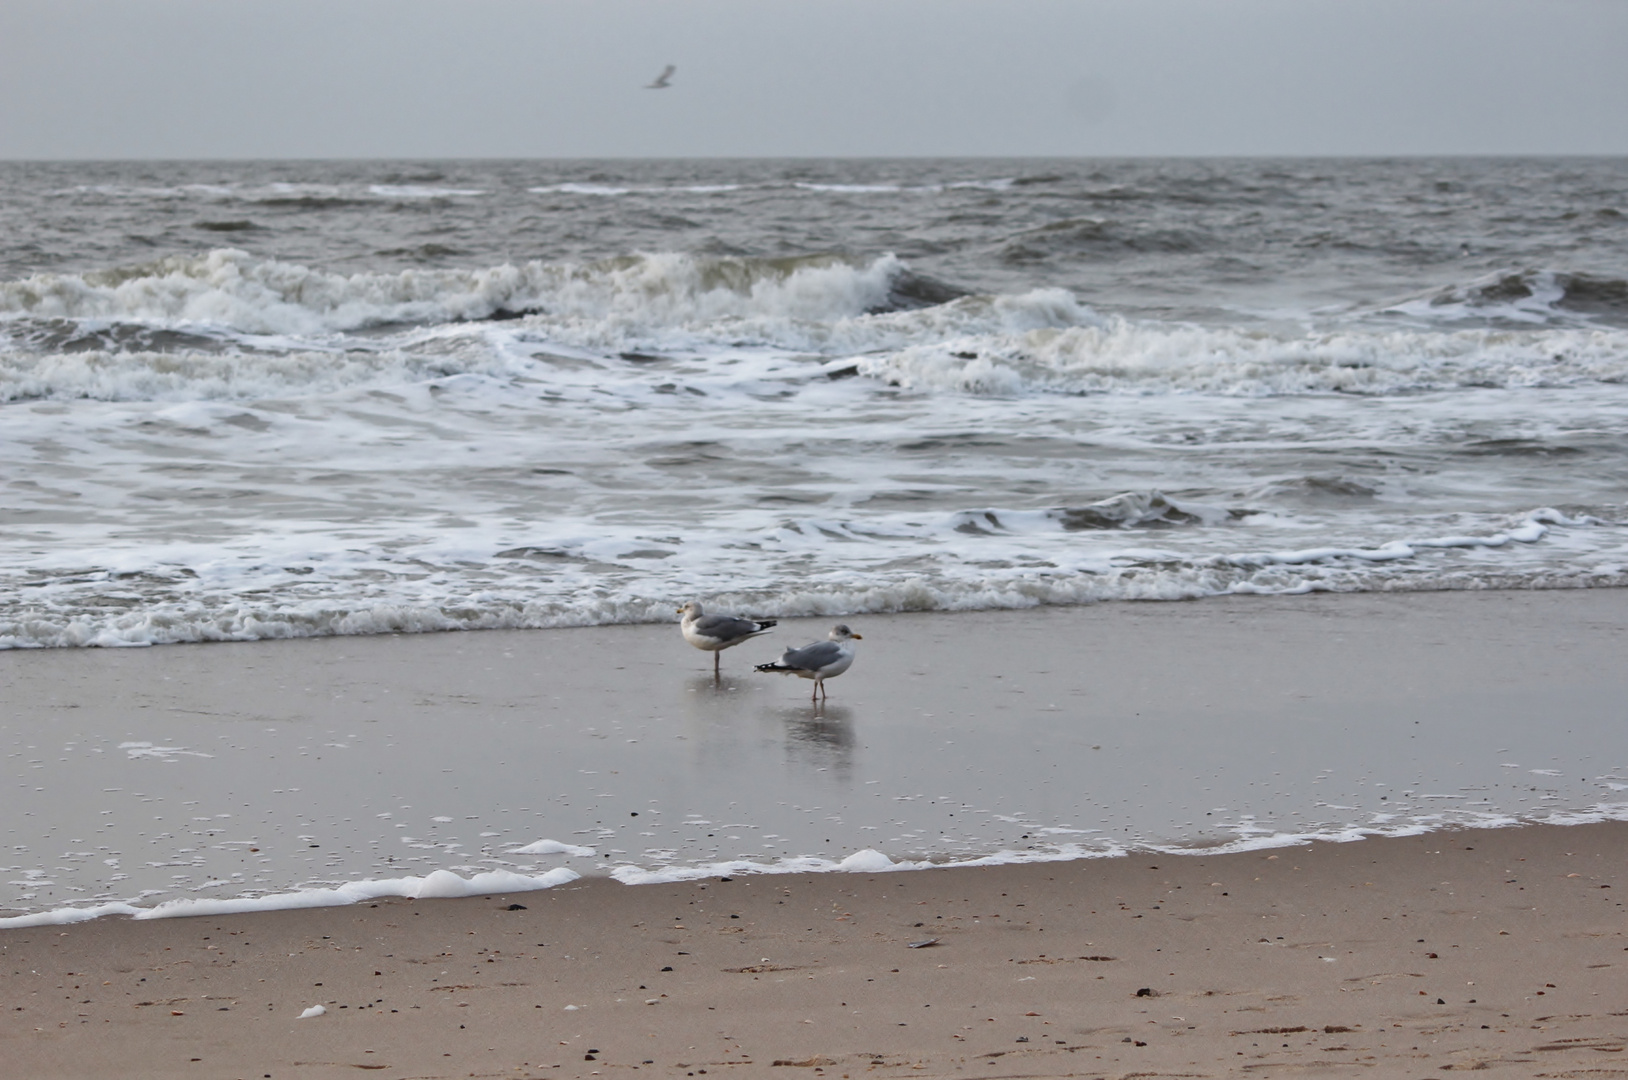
[3,588,1627,1076]
[4,820,1626,1078]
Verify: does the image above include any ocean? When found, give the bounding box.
[3,157,1626,647]
[2,157,1625,923]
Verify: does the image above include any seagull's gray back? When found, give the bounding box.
[780,639,843,671]
[694,613,761,641]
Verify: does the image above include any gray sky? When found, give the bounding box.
[3,0,1625,159]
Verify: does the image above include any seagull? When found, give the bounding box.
[678,600,777,675]
[646,64,676,89]
[755,624,862,702]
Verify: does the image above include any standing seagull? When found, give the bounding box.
[678,600,777,676]
[755,624,862,702]
[646,64,676,89]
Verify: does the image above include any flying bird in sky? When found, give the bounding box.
[646,65,675,89]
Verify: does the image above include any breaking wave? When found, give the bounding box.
[3,506,1620,649]
[1385,268,1628,327]
[0,249,959,338]
[860,319,1628,395]
[7,252,1624,405]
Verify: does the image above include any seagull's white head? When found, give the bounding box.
[678,600,704,617]
[829,624,862,641]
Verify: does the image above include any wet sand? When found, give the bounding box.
[4,587,1627,913]
[3,820,1626,1078]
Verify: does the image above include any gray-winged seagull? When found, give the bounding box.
[646,65,676,89]
[755,624,862,701]
[678,600,777,675]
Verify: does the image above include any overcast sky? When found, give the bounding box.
[2,0,1625,159]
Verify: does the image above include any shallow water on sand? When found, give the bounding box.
[4,594,1625,923]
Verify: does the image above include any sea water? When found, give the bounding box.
[2,158,1625,923]
[3,158,1626,648]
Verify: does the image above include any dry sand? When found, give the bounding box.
[4,821,1626,1079]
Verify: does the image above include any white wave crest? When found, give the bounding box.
[3,506,1622,649]
[860,319,1628,396]
[366,184,484,198]
[0,249,919,338]
[0,346,513,403]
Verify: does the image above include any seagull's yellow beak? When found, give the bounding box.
[851,633,863,639]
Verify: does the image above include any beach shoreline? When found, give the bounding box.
[5,587,1628,1076]
[3,819,1625,1078]
[3,586,1627,927]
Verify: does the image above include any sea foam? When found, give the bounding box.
[0,867,580,929]
[5,253,1625,407]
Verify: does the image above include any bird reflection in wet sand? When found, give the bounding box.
[779,703,855,778]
